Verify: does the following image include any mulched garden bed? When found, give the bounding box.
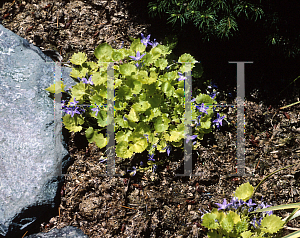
[46,99,299,238]
[1,0,300,237]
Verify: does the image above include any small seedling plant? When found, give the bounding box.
[201,163,300,238]
[45,33,225,174]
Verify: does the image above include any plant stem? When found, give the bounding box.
[252,162,300,197]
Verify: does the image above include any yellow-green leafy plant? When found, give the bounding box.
[45,33,225,174]
[201,162,300,237]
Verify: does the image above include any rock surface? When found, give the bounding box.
[25,226,88,238]
[0,24,86,237]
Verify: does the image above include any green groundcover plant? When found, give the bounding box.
[45,33,225,174]
[201,162,300,238]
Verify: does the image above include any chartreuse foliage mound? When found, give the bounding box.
[45,34,220,174]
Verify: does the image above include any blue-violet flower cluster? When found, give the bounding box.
[211,196,273,229]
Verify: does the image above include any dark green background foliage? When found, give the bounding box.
[125,0,300,105]
[148,0,262,40]
[146,0,300,59]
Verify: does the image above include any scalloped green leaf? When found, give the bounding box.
[220,215,234,233]
[174,88,184,98]
[241,231,253,238]
[200,119,212,130]
[89,94,104,109]
[211,208,226,223]
[155,44,171,56]
[93,85,107,99]
[227,211,241,224]
[146,71,158,84]
[115,100,127,111]
[115,130,132,143]
[235,182,254,201]
[178,53,196,72]
[178,78,184,88]
[91,72,107,86]
[119,63,137,76]
[70,82,86,100]
[142,53,154,66]
[150,46,162,60]
[114,78,123,89]
[178,53,196,63]
[147,133,159,145]
[171,117,181,124]
[138,92,147,101]
[82,61,99,73]
[118,48,127,57]
[134,122,151,135]
[154,58,168,70]
[260,215,284,234]
[144,107,161,121]
[116,85,132,100]
[207,231,222,238]
[164,130,183,142]
[94,43,113,61]
[236,219,249,234]
[125,78,142,94]
[112,50,123,61]
[143,83,157,96]
[62,114,84,133]
[70,66,89,79]
[156,139,167,152]
[135,70,148,84]
[125,48,135,58]
[154,116,169,132]
[96,109,107,127]
[115,114,129,128]
[85,127,107,149]
[161,81,175,97]
[174,104,184,115]
[93,134,107,149]
[146,93,162,108]
[130,137,148,153]
[179,63,195,73]
[70,52,87,65]
[176,122,185,132]
[45,81,67,94]
[116,141,133,159]
[85,127,95,142]
[132,101,151,112]
[195,93,217,105]
[170,140,183,147]
[164,70,178,82]
[130,38,146,53]
[127,108,139,122]
[202,213,219,229]
[98,62,111,73]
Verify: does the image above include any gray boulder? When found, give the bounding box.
[25,226,89,238]
[0,25,86,237]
